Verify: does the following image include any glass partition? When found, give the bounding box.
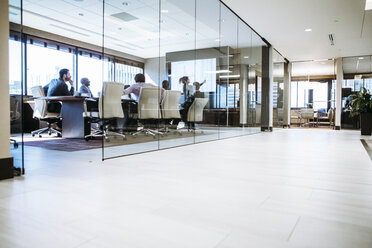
[12,0,268,162]
[9,0,24,173]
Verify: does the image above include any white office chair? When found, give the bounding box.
[185,98,208,132]
[84,82,126,141]
[300,108,314,127]
[133,87,163,137]
[160,90,181,134]
[30,86,61,137]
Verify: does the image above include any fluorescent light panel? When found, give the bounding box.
[219,74,240,79]
[366,0,372,10]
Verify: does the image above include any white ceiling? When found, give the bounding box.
[223,0,372,62]
[9,0,266,59]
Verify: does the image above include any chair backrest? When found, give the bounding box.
[138,87,162,120]
[31,86,47,119]
[300,108,314,119]
[99,82,124,119]
[329,109,334,123]
[187,98,208,122]
[10,96,21,121]
[161,90,181,119]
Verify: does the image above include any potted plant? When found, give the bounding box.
[347,87,372,135]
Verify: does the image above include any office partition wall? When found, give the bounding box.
[9,0,268,162]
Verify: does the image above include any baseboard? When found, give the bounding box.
[0,157,14,180]
[335,126,341,130]
[261,126,273,132]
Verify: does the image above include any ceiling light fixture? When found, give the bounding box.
[366,0,372,10]
[220,74,240,79]
[161,9,168,13]
[207,70,231,74]
[214,39,220,42]
[243,56,249,59]
[305,28,312,32]
[358,57,364,60]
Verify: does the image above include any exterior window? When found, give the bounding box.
[27,41,74,95]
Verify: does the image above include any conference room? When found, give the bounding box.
[9,0,285,169]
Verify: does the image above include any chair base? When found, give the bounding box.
[85,128,126,142]
[132,126,164,138]
[10,139,18,148]
[31,124,61,137]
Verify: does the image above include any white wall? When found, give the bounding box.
[0,1,10,159]
[144,57,166,86]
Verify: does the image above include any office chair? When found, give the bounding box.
[317,108,334,128]
[160,90,181,134]
[132,87,163,137]
[300,108,315,127]
[185,98,208,132]
[84,82,126,141]
[10,96,21,148]
[30,86,61,137]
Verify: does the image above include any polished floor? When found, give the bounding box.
[1,129,372,248]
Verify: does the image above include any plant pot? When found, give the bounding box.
[360,112,372,135]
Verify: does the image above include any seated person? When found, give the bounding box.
[193,80,206,98]
[123,73,164,102]
[79,77,93,97]
[47,68,75,113]
[162,80,169,90]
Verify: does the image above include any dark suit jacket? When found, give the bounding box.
[47,78,74,96]
[46,78,74,113]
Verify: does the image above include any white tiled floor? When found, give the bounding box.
[1,129,372,248]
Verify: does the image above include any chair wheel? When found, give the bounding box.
[48,131,51,135]
[39,134,42,138]
[32,133,35,137]
[14,143,19,148]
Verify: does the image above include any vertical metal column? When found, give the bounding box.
[283,61,291,127]
[261,45,273,131]
[335,57,343,130]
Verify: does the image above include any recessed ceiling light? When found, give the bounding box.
[358,57,364,60]
[214,39,220,42]
[78,13,84,16]
[161,9,168,13]
[243,56,249,59]
[305,28,312,32]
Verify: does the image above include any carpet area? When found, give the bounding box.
[22,130,210,151]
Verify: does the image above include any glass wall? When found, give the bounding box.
[9,0,24,172]
[10,0,267,162]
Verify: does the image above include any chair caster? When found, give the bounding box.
[32,133,35,137]
[39,134,42,138]
[14,143,18,148]
[57,133,62,137]
[48,131,52,135]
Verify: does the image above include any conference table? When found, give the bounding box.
[43,96,87,138]
[35,96,137,138]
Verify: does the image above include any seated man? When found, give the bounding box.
[47,68,75,113]
[123,73,164,102]
[79,77,93,97]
